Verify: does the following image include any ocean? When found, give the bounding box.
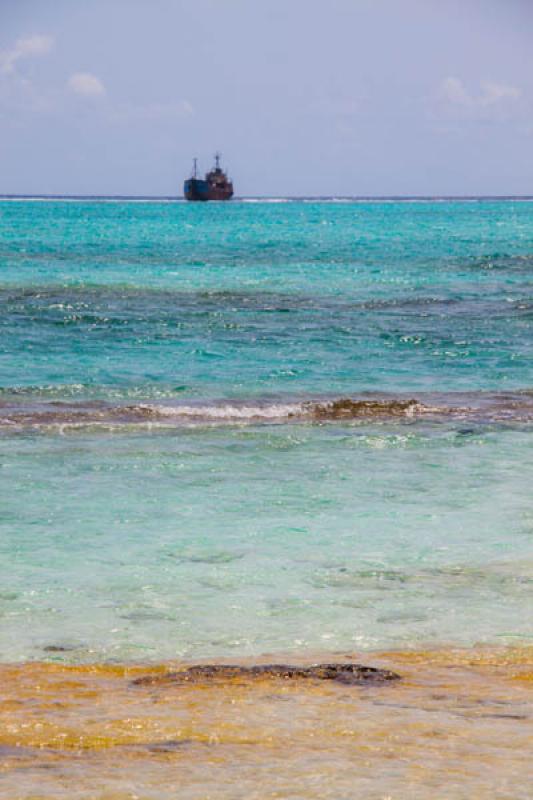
[0,198,532,798]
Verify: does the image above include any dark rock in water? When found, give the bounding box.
[43,644,78,652]
[132,663,400,687]
[309,398,420,420]
[145,739,193,752]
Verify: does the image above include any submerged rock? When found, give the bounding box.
[144,739,194,752]
[132,662,400,687]
[308,398,420,419]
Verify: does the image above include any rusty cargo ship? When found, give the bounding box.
[184,154,234,201]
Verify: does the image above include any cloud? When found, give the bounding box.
[441,77,522,108]
[0,35,56,116]
[0,34,54,75]
[479,81,522,106]
[441,77,470,106]
[68,72,106,97]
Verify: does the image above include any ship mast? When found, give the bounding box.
[192,157,198,178]
[215,152,221,171]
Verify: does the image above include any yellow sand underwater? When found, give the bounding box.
[1,647,531,799]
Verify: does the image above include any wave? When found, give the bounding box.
[1,391,532,432]
[240,197,290,203]
[132,397,429,422]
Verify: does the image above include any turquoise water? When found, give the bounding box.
[0,199,532,661]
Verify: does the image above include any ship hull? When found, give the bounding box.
[207,184,233,201]
[184,178,234,202]
[184,179,210,202]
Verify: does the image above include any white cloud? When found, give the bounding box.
[0,34,54,75]
[441,77,470,106]
[68,72,106,97]
[441,76,521,108]
[479,81,522,106]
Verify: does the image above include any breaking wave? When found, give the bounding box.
[1,391,533,432]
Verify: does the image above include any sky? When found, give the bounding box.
[1,0,532,196]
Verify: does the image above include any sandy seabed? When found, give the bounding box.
[0,646,531,799]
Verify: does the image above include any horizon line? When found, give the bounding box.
[2,194,533,202]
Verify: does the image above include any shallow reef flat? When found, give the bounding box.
[1,200,532,797]
[1,647,531,799]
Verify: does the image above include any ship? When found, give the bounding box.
[183,153,234,201]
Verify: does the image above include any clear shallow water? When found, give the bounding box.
[0,199,532,662]
[1,651,532,800]
[1,423,532,662]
